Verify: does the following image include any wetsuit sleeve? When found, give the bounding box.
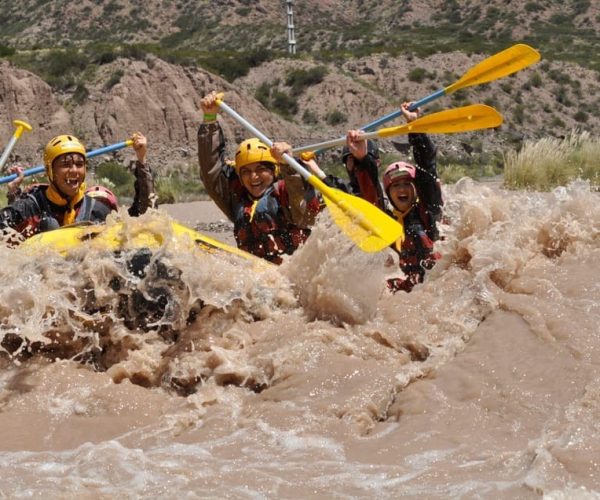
[408,133,443,237]
[197,122,236,221]
[345,152,384,209]
[279,162,320,228]
[0,196,40,234]
[128,160,156,216]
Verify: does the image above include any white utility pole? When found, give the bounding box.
[286,0,296,54]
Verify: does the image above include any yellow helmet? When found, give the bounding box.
[43,135,86,180]
[234,138,277,176]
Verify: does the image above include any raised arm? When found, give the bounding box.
[197,91,236,221]
[128,132,157,216]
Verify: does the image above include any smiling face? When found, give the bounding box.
[239,162,275,198]
[51,153,86,197]
[388,178,416,213]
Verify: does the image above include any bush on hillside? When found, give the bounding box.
[0,44,15,57]
[271,90,298,117]
[199,50,271,82]
[93,161,135,199]
[326,110,347,125]
[302,110,319,125]
[285,66,328,96]
[72,84,89,104]
[154,171,207,204]
[407,67,428,83]
[105,70,124,90]
[255,82,271,107]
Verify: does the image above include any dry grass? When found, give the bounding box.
[503,131,600,191]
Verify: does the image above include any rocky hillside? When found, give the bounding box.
[2,0,598,65]
[0,0,598,174]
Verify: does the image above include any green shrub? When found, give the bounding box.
[0,44,15,57]
[103,1,123,14]
[439,164,469,184]
[549,13,571,25]
[441,70,458,86]
[93,161,135,199]
[407,67,427,83]
[72,84,89,104]
[513,104,525,124]
[285,66,327,96]
[255,82,271,107]
[549,69,571,85]
[302,110,319,125]
[528,72,543,88]
[235,7,251,16]
[105,69,124,90]
[554,86,572,106]
[572,0,590,16]
[199,49,270,82]
[154,171,207,203]
[574,110,588,122]
[271,90,298,117]
[326,110,347,125]
[46,49,89,77]
[85,43,119,65]
[524,2,543,12]
[121,44,147,60]
[483,97,499,107]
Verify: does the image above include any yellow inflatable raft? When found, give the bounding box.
[20,218,270,268]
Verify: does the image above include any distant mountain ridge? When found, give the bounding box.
[1,0,598,70]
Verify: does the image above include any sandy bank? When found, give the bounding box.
[160,200,236,246]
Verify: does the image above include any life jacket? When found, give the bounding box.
[232,180,317,264]
[387,205,441,293]
[12,184,116,237]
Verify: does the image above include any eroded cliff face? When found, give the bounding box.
[0,57,305,172]
[0,61,70,164]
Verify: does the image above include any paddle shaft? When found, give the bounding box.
[292,104,502,154]
[0,140,132,185]
[292,129,392,154]
[217,99,312,182]
[360,95,437,132]
[0,120,33,171]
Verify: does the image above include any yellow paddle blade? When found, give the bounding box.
[375,104,502,138]
[308,176,404,253]
[446,44,541,94]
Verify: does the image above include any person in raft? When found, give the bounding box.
[346,102,444,292]
[0,132,155,241]
[197,90,322,264]
[340,136,385,211]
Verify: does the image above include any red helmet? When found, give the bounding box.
[383,161,416,192]
[86,185,119,210]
